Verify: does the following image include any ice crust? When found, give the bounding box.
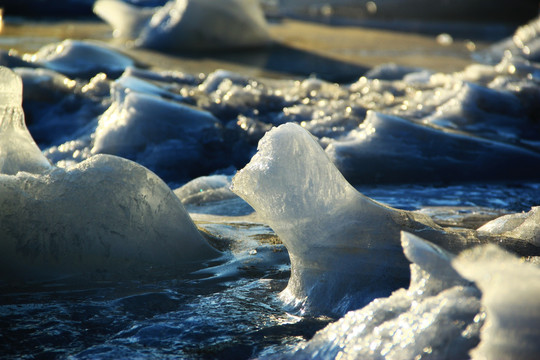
[0,67,219,283]
[94,0,271,51]
[326,110,540,183]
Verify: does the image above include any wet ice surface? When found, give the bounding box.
[2,8,540,360]
[3,183,538,360]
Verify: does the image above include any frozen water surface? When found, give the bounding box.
[1,6,540,360]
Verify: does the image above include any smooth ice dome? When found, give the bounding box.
[0,67,219,283]
[94,0,271,51]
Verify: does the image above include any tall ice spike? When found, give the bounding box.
[0,66,52,175]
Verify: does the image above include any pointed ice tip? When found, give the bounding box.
[0,67,22,106]
[401,231,455,273]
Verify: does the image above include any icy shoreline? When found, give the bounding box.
[2,5,540,360]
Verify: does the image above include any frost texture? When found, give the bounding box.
[286,232,481,360]
[94,0,271,51]
[453,245,540,360]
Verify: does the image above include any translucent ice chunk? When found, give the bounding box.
[174,175,237,205]
[453,245,540,360]
[92,83,221,157]
[91,80,223,181]
[287,232,480,360]
[0,67,52,175]
[0,67,219,284]
[0,155,220,284]
[231,123,476,315]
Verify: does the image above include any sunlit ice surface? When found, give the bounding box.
[1,1,540,359]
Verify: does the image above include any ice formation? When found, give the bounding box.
[453,245,540,360]
[477,206,540,247]
[0,67,219,284]
[0,67,52,175]
[326,110,540,183]
[232,123,540,315]
[174,175,237,205]
[287,232,481,360]
[232,123,478,315]
[21,39,134,77]
[94,0,271,51]
[91,72,224,181]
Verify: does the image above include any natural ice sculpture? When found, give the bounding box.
[288,232,481,360]
[0,67,52,175]
[22,39,134,77]
[231,123,478,315]
[0,67,219,283]
[232,123,540,315]
[94,0,271,51]
[477,206,540,246]
[453,244,540,360]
